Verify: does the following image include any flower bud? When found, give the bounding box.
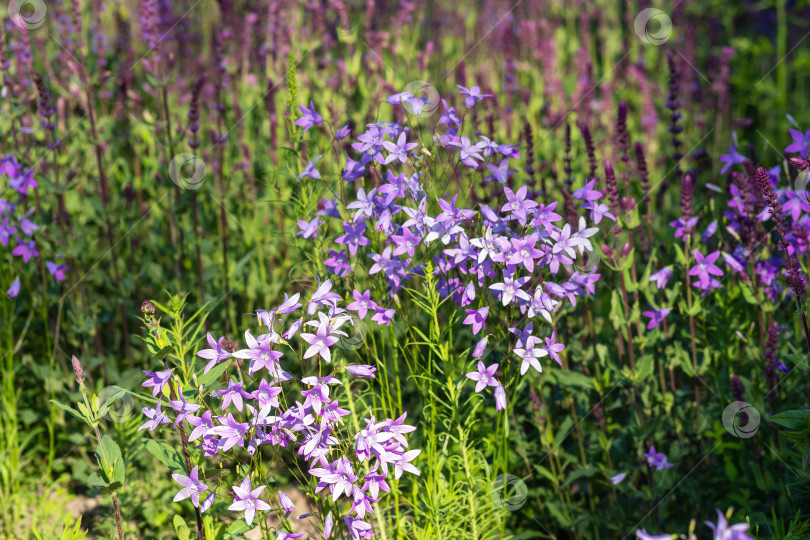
[601,244,614,257]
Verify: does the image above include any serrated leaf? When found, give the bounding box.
[769,410,809,430]
[196,360,230,389]
[87,472,109,488]
[50,400,87,422]
[223,519,256,539]
[143,439,187,474]
[173,515,192,540]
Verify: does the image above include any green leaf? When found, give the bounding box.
[50,400,87,423]
[563,467,598,487]
[740,282,758,304]
[196,360,230,389]
[173,515,192,540]
[769,410,810,430]
[636,354,655,382]
[87,472,109,488]
[785,353,809,369]
[223,519,256,539]
[143,439,187,474]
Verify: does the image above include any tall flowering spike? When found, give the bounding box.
[578,121,598,179]
[616,100,630,169]
[71,355,86,386]
[563,122,573,187]
[634,142,651,204]
[666,50,683,164]
[680,174,693,218]
[603,160,620,212]
[756,166,808,302]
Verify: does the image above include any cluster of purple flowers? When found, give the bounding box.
[140,279,418,538]
[1,155,69,298]
[295,91,604,410]
[676,128,810,302]
[636,509,754,539]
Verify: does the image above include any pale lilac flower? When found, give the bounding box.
[301,312,344,362]
[785,128,810,158]
[719,144,747,174]
[46,261,69,282]
[324,513,335,539]
[172,465,208,508]
[228,477,272,525]
[139,397,171,432]
[466,361,499,392]
[382,132,417,164]
[649,267,672,290]
[197,332,231,374]
[336,220,370,256]
[573,178,602,202]
[485,158,517,184]
[473,337,488,358]
[456,84,491,108]
[278,492,295,517]
[232,331,285,377]
[610,472,626,485]
[6,278,20,298]
[494,385,506,411]
[0,217,17,246]
[209,413,249,451]
[688,251,723,288]
[543,332,565,365]
[705,508,754,540]
[371,306,395,326]
[514,337,548,375]
[489,276,531,306]
[294,101,323,132]
[391,227,421,257]
[218,380,253,412]
[643,307,671,330]
[169,392,202,427]
[635,530,673,540]
[644,445,674,470]
[142,369,173,397]
[12,240,38,262]
[463,307,489,335]
[347,289,377,319]
[501,185,538,226]
[296,218,321,239]
[347,365,376,378]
